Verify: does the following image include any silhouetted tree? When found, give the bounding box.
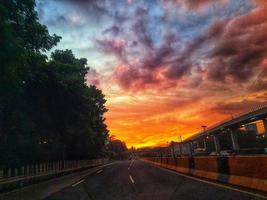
[0,0,108,166]
[107,136,127,159]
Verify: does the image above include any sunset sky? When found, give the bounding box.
[37,0,267,148]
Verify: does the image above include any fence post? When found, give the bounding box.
[14,168,18,177]
[37,163,40,174]
[44,162,47,173]
[8,168,11,178]
[35,163,38,175]
[26,165,29,176]
[0,168,3,179]
[48,162,50,172]
[53,161,56,172]
[30,164,33,175]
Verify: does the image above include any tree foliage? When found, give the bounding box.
[107,136,128,159]
[0,0,108,166]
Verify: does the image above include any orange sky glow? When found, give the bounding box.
[101,0,267,148]
[38,0,267,148]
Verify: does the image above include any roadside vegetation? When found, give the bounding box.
[0,0,109,167]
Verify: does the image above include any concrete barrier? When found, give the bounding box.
[175,157,191,174]
[192,157,218,181]
[141,155,267,193]
[228,156,267,192]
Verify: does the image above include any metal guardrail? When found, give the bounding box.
[0,159,108,182]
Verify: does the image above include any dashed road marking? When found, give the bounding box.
[128,159,135,170]
[72,179,85,187]
[129,174,135,184]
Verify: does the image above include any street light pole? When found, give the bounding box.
[201,125,207,149]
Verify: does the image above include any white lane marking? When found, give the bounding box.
[147,162,267,199]
[97,169,103,174]
[128,159,135,170]
[129,174,135,184]
[72,179,85,187]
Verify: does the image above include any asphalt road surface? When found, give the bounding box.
[42,159,265,200]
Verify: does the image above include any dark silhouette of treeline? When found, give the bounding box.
[0,0,108,167]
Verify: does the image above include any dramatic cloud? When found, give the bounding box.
[101,0,267,93]
[95,38,126,59]
[86,68,101,86]
[161,0,230,10]
[211,99,267,114]
[37,0,267,147]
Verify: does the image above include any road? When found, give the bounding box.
[43,159,265,200]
